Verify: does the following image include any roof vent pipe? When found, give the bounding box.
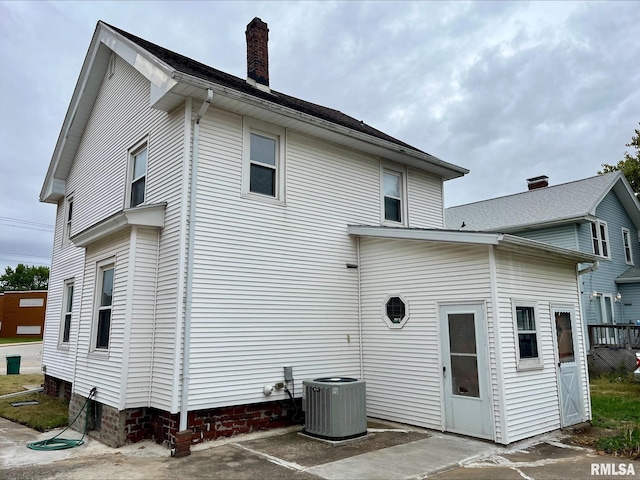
[246,17,270,89]
[527,175,549,190]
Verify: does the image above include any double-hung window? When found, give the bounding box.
[94,262,114,350]
[622,228,633,265]
[382,167,406,224]
[243,118,285,202]
[63,195,73,243]
[129,143,147,208]
[250,133,277,196]
[513,301,542,369]
[60,280,74,345]
[591,220,610,258]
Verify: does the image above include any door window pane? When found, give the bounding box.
[555,311,575,363]
[448,313,476,354]
[450,355,479,397]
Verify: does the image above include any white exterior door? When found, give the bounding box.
[553,307,583,427]
[440,304,492,440]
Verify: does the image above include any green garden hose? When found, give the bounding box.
[27,387,96,451]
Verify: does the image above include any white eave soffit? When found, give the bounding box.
[71,203,166,247]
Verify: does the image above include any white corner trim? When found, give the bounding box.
[71,203,167,247]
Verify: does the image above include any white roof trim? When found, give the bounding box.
[71,203,166,247]
[171,73,468,181]
[40,22,177,204]
[347,225,502,245]
[347,225,600,264]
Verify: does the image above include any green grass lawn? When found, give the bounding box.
[0,337,43,344]
[589,373,640,459]
[0,373,69,431]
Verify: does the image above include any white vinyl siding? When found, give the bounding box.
[407,168,444,228]
[74,230,129,408]
[358,238,492,432]
[495,249,588,443]
[187,116,383,410]
[41,200,85,383]
[125,226,159,408]
[43,55,184,411]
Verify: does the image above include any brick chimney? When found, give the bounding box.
[527,175,549,190]
[246,17,269,88]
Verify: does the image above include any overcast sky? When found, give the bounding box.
[1,1,639,271]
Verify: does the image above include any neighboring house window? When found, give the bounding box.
[591,221,609,258]
[64,195,73,242]
[622,228,633,265]
[382,167,406,224]
[513,301,542,369]
[242,118,285,202]
[60,280,74,345]
[129,143,148,208]
[94,262,114,350]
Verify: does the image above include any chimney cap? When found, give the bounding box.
[526,175,549,190]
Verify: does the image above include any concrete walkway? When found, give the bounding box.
[2,415,638,480]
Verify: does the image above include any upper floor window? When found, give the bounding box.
[60,280,74,345]
[250,133,277,196]
[94,261,114,350]
[129,143,147,208]
[382,168,405,224]
[513,301,542,370]
[591,220,610,258]
[63,195,73,242]
[242,118,285,202]
[622,228,633,265]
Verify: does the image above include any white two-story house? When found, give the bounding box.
[40,19,599,454]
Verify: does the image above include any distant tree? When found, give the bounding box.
[600,122,640,198]
[0,264,49,292]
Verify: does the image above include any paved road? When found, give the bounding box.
[0,342,43,375]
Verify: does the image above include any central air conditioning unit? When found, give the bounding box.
[302,377,367,440]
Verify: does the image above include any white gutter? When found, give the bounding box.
[179,89,213,432]
[578,261,599,276]
[171,72,468,179]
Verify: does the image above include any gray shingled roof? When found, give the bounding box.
[445,172,623,232]
[105,22,425,155]
[616,267,640,284]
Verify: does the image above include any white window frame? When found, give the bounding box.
[59,279,74,347]
[380,164,408,226]
[91,259,115,352]
[63,194,74,244]
[622,227,634,265]
[591,220,610,259]
[242,118,286,203]
[126,138,148,209]
[512,300,543,370]
[381,294,410,329]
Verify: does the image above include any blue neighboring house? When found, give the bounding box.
[446,172,640,348]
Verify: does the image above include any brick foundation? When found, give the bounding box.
[61,383,300,453]
[43,375,72,400]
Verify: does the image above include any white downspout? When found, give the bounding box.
[179,89,213,432]
[356,237,364,380]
